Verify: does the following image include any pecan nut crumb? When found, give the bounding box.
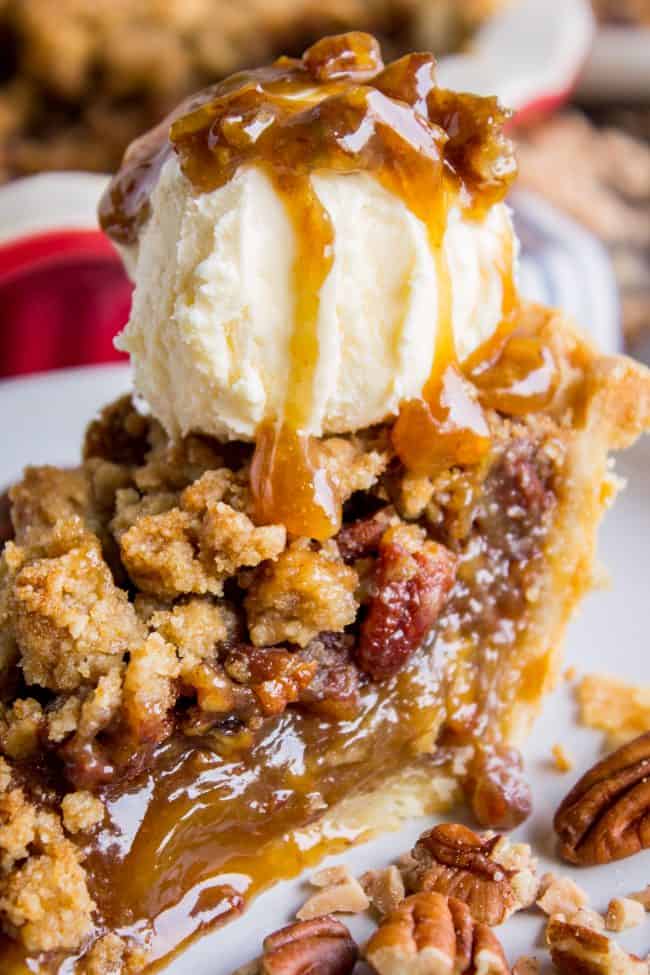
[604,897,645,932]
[364,892,510,975]
[243,917,358,975]
[296,865,369,920]
[554,731,650,865]
[512,959,539,975]
[552,744,574,773]
[360,866,406,917]
[546,916,647,975]
[463,744,532,830]
[401,823,537,926]
[536,874,588,918]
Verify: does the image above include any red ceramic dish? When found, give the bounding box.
[0,229,131,378]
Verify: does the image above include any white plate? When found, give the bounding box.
[0,363,649,972]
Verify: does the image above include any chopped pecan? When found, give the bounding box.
[512,959,538,975]
[402,824,536,926]
[464,744,532,830]
[297,865,369,920]
[605,897,644,932]
[225,646,317,718]
[254,917,358,975]
[554,731,650,865]
[356,525,457,681]
[335,506,397,561]
[536,873,588,918]
[361,866,405,917]
[546,916,647,975]
[298,633,361,720]
[364,892,510,975]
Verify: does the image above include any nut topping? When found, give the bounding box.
[554,731,650,865]
[546,916,647,975]
[247,917,358,975]
[364,891,510,975]
[402,824,537,926]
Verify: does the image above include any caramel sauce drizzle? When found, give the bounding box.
[100,32,529,539]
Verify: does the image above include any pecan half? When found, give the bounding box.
[364,892,510,975]
[356,525,457,681]
[464,744,532,830]
[554,731,650,865]
[402,824,537,926]
[258,917,358,975]
[546,916,647,975]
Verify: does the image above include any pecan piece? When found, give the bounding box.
[546,916,647,975]
[554,731,650,865]
[247,917,358,975]
[225,646,317,718]
[335,506,397,560]
[402,824,537,926]
[297,633,361,720]
[364,892,510,975]
[464,744,532,830]
[356,525,457,681]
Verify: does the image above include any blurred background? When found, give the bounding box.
[0,0,647,376]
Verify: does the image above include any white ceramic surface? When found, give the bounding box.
[0,361,649,973]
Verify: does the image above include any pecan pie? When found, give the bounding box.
[1,31,650,975]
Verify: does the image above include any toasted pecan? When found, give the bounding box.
[364,891,510,975]
[546,916,647,975]
[554,731,650,865]
[256,917,358,975]
[402,824,536,926]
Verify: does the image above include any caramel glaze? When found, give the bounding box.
[99,31,520,540]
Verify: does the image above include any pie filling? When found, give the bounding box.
[0,308,582,971]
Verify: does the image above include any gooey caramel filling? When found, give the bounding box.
[99,32,536,541]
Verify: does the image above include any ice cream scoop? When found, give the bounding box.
[101,32,519,537]
[115,157,516,443]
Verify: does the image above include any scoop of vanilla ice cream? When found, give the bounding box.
[116,155,517,441]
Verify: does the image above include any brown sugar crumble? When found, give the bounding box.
[577,673,650,749]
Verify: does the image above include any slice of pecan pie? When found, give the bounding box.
[1,32,649,975]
